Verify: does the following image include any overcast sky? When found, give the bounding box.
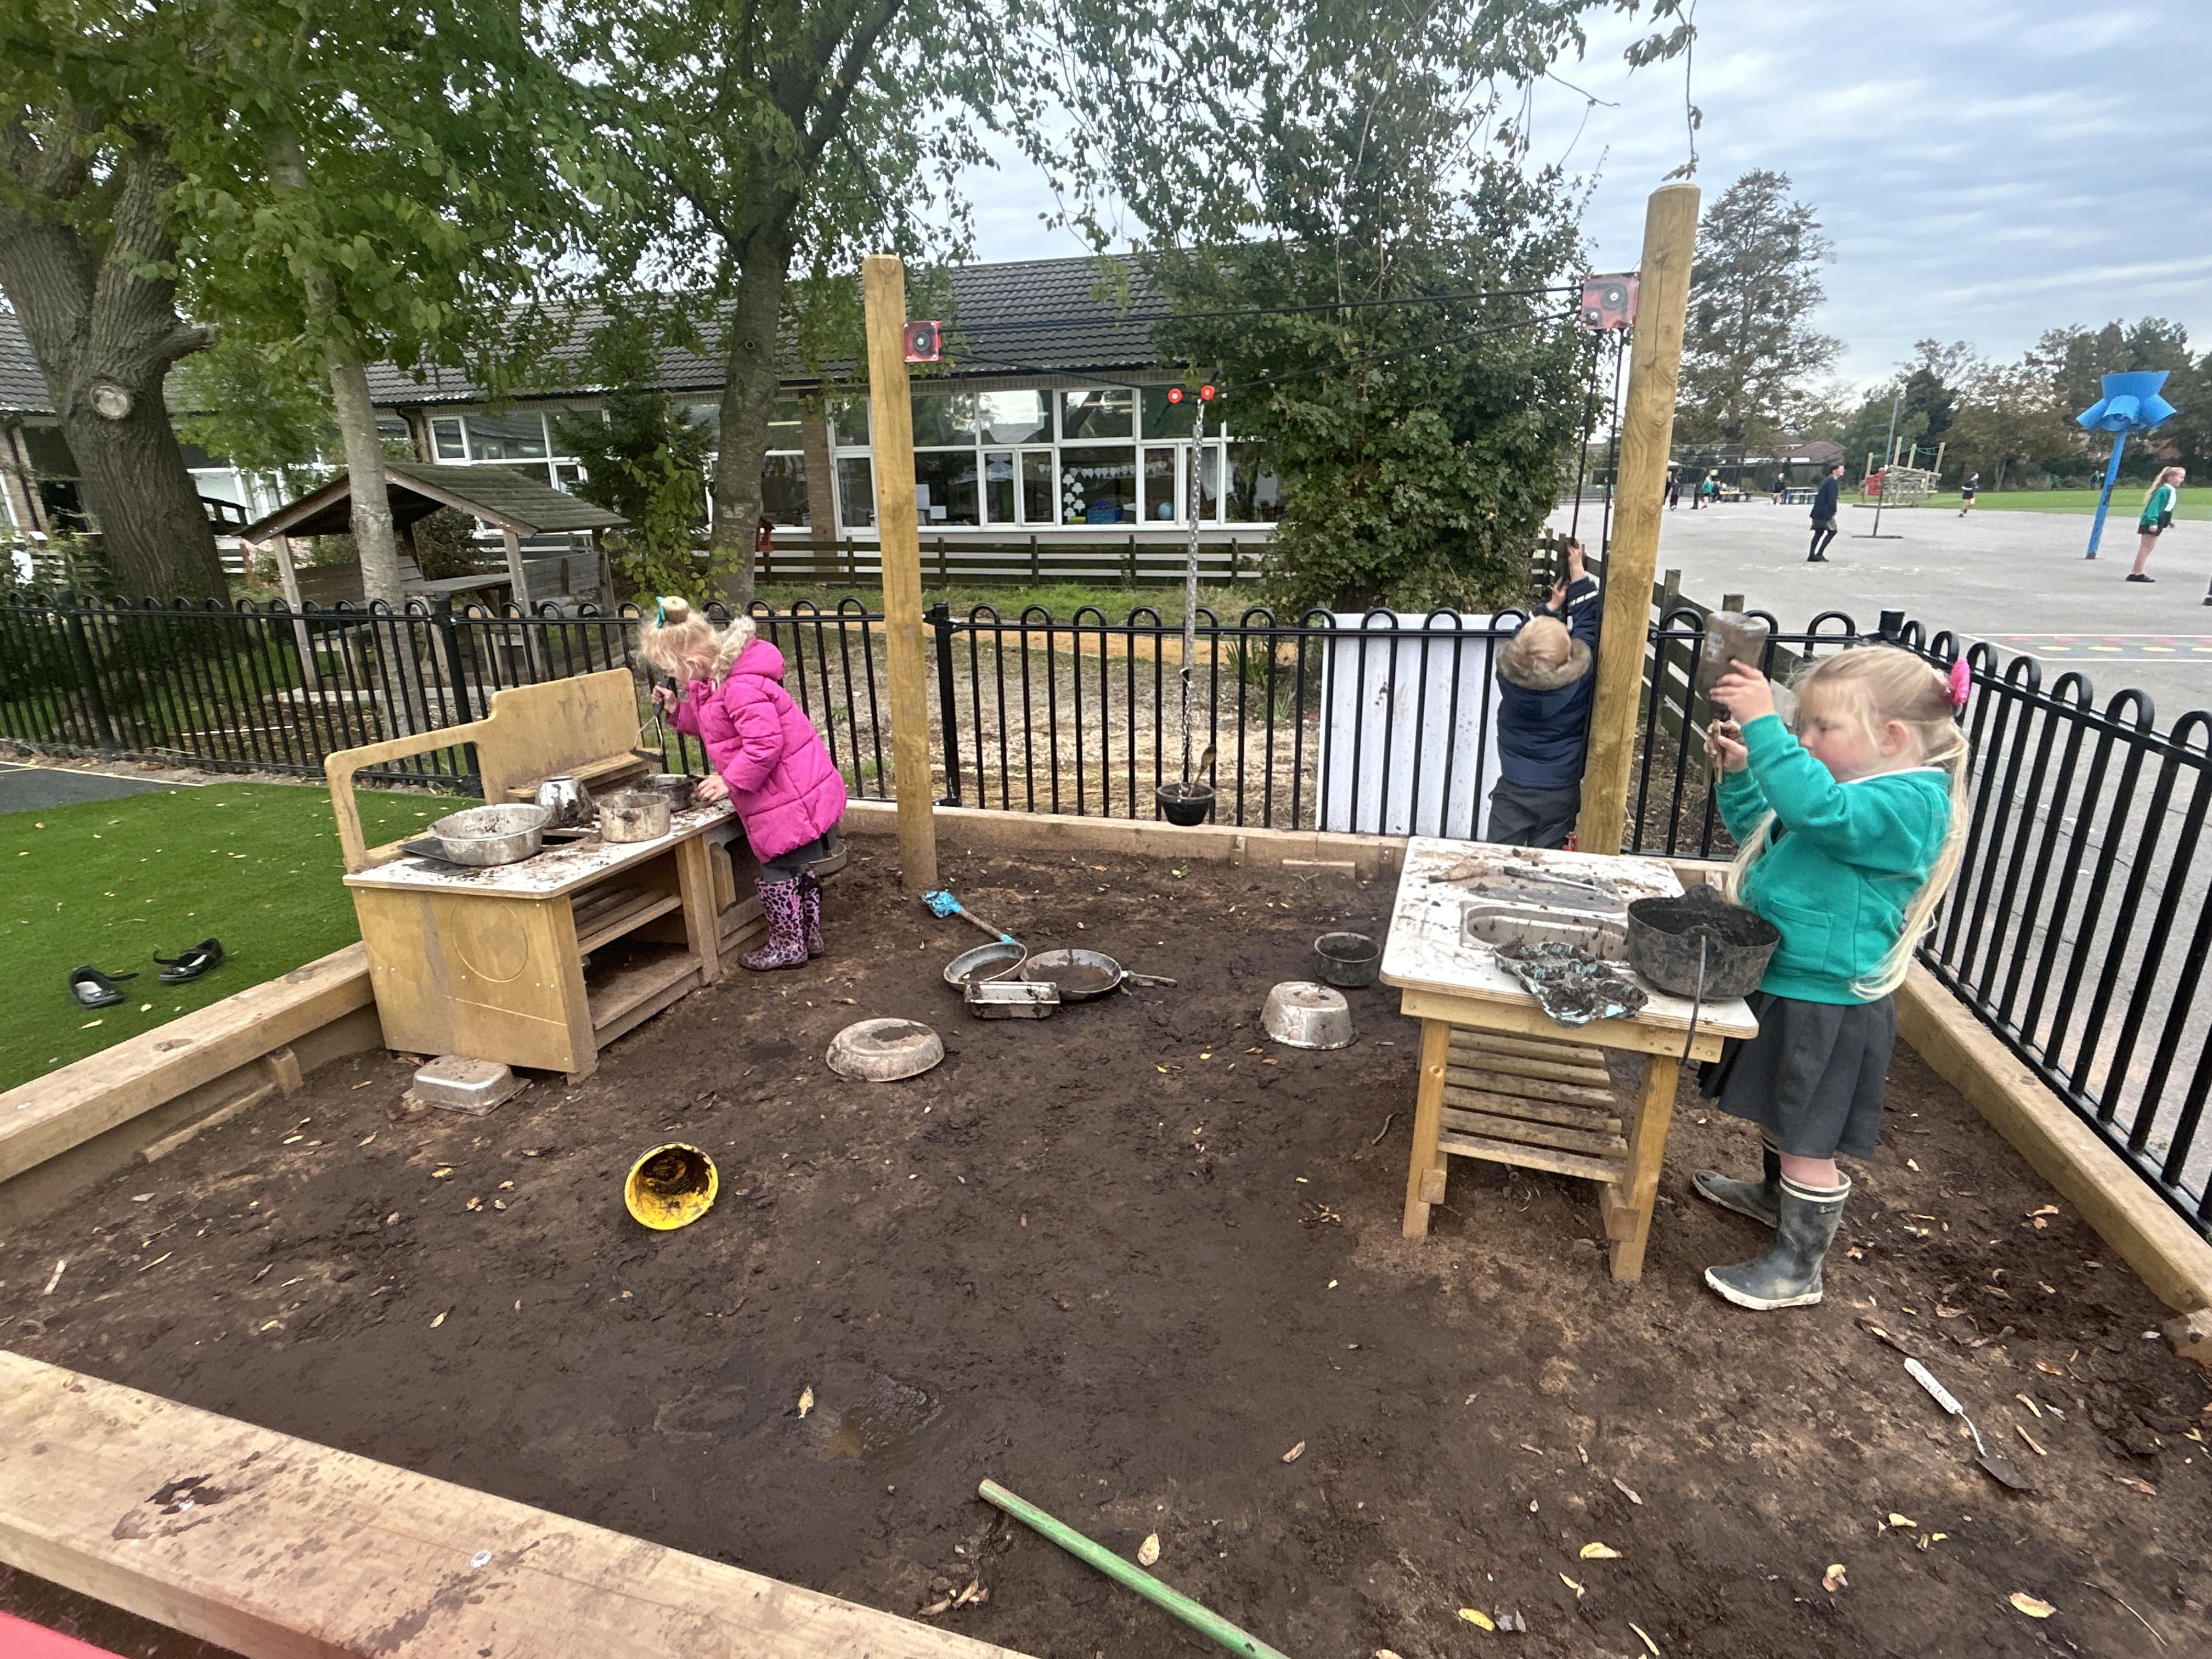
[960,1,2211,391]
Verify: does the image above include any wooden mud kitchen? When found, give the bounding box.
[1379,837,1759,1283]
[324,669,832,1080]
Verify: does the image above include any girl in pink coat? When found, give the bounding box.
[639,597,847,970]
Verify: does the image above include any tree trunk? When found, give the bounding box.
[266,128,407,608]
[709,235,793,610]
[326,345,404,605]
[0,126,225,598]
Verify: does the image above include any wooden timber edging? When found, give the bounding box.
[837,797,1407,879]
[0,945,377,1191]
[0,1351,1033,1659]
[1659,856,2212,1321]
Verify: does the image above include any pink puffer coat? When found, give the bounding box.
[670,637,847,861]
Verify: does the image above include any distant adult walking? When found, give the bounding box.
[1773,473,1787,505]
[1957,472,1978,517]
[2128,466,2185,583]
[1689,469,1705,510]
[1666,466,1682,510]
[1807,462,1843,562]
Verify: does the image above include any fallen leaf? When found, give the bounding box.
[797,1386,814,1419]
[1137,1533,1160,1567]
[1629,1621,1660,1656]
[430,1311,446,1328]
[1906,1158,1920,1171]
[1456,1609,1494,1631]
[1823,1564,1848,1593]
[431,1167,453,1178]
[2015,1393,2041,1418]
[1558,1573,1584,1599]
[1375,1652,1404,1659]
[1884,1513,1918,1530]
[2008,1593,2056,1618]
[2109,1475,2157,1497]
[1613,1476,1642,1505]
[1282,1441,1305,1463]
[1579,1542,1622,1560]
[2028,1204,2059,1217]
[2034,1359,2067,1377]
[2015,1425,2047,1457]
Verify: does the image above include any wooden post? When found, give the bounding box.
[500,524,533,610]
[268,534,320,692]
[1577,182,1700,856]
[862,253,938,891]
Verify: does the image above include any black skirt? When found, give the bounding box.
[1698,990,1897,1159]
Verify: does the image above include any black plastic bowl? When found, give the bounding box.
[1625,888,1779,1000]
[1155,781,1216,826]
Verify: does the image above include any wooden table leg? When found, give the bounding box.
[675,836,723,986]
[1607,1052,1680,1283]
[1401,1017,1453,1238]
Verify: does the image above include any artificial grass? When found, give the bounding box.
[1923,487,2209,520]
[1,781,473,1093]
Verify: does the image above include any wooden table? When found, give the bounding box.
[342,804,778,1080]
[1379,838,1759,1282]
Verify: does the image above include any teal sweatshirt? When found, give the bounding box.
[2140,483,2177,530]
[1716,714,1954,1004]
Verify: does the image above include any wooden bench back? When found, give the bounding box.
[324,669,646,872]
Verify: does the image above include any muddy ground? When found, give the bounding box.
[3,847,2208,1658]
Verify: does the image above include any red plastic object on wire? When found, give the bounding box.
[901,320,943,363]
[1577,274,1638,332]
[0,1611,128,1658]
[1167,386,1184,404]
[1199,383,1216,400]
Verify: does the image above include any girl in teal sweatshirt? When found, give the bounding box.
[1694,646,1970,1311]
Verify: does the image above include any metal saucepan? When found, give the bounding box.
[646,772,697,811]
[599,789,673,843]
[534,775,596,830]
[417,803,550,867]
[1020,947,1177,1002]
[945,940,1029,987]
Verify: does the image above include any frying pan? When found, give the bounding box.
[1019,947,1177,1002]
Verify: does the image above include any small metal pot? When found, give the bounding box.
[646,772,697,812]
[598,789,673,843]
[1313,931,1381,989]
[533,775,595,830]
[424,803,550,866]
[1262,981,1353,1049]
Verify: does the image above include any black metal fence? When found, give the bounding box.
[3,591,2207,1238]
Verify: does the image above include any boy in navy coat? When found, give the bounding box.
[1487,540,1600,848]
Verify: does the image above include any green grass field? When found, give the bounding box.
[1923,487,2209,520]
[754,579,1279,621]
[1,782,472,1093]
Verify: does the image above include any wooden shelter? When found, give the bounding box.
[237,459,628,610]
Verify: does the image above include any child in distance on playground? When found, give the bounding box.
[1693,646,1972,1311]
[639,596,847,971]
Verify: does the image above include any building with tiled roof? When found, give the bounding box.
[4,256,1280,545]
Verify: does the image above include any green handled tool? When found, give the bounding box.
[978,1479,1294,1659]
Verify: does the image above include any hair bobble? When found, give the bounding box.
[1947,657,1971,710]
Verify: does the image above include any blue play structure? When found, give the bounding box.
[2078,370,2179,560]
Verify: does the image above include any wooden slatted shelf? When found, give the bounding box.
[588,947,701,1042]
[1435,1024,1631,1187]
[573,884,685,956]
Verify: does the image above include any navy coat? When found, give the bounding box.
[1495,574,1601,790]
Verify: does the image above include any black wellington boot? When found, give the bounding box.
[1692,1142,1782,1228]
[1705,1177,1849,1310]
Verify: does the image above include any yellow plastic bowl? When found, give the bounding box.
[623,1142,719,1230]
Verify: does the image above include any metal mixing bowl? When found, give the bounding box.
[1262,981,1355,1049]
[425,803,550,866]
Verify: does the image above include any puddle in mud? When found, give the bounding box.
[823,1375,943,1460]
